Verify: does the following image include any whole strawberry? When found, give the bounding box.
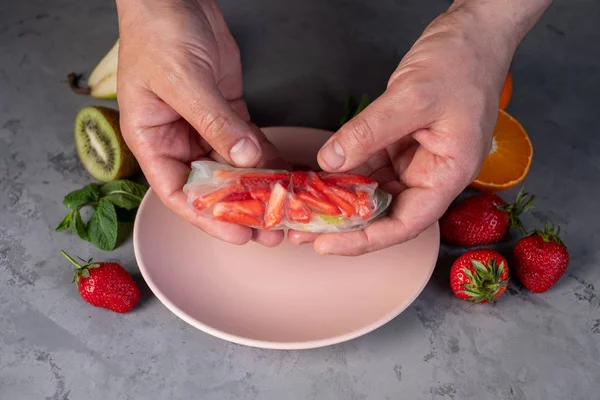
[61,250,140,313]
[513,224,569,293]
[440,187,534,246]
[450,249,509,304]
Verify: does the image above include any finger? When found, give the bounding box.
[317,82,440,172]
[228,98,251,122]
[252,229,285,247]
[314,185,453,256]
[155,68,262,168]
[248,123,291,170]
[288,230,319,245]
[208,123,290,170]
[146,155,254,245]
[149,148,283,247]
[315,142,469,256]
[288,151,393,247]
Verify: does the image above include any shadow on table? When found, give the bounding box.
[131,271,155,311]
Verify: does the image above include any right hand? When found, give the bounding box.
[116,0,286,247]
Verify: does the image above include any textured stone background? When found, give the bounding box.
[1,0,599,399]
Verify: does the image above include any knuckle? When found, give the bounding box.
[388,73,437,114]
[344,116,376,152]
[402,82,436,113]
[119,113,143,144]
[193,106,232,144]
[454,151,482,187]
[463,163,481,186]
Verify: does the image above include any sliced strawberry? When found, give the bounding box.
[354,191,373,219]
[192,184,242,211]
[326,184,357,203]
[309,172,328,193]
[250,188,271,203]
[213,210,264,227]
[286,193,312,224]
[264,182,287,229]
[215,170,243,181]
[310,173,354,217]
[320,174,376,187]
[240,173,290,189]
[291,171,309,188]
[221,192,253,202]
[325,192,354,217]
[296,190,340,215]
[214,199,265,216]
[304,183,328,201]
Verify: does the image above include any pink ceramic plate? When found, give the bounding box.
[134,127,439,350]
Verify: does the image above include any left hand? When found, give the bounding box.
[289,8,519,255]
[116,0,287,248]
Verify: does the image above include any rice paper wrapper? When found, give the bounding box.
[184,160,392,233]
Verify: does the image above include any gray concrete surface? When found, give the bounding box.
[1,0,599,399]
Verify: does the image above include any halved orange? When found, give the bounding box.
[469,109,533,192]
[499,72,513,109]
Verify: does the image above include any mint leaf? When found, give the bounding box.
[339,93,358,126]
[339,93,371,127]
[100,180,148,210]
[56,212,74,232]
[87,199,118,251]
[355,93,370,115]
[72,209,89,241]
[63,184,100,210]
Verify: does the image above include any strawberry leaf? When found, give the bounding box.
[471,259,489,274]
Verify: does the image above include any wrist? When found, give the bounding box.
[449,0,552,51]
[115,0,216,18]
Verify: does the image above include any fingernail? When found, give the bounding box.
[320,140,345,170]
[230,138,258,166]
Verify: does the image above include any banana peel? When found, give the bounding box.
[68,40,119,99]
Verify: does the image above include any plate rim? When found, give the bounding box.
[133,126,440,350]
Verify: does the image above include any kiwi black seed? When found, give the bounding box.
[74,106,139,182]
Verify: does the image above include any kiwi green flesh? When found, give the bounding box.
[75,107,121,182]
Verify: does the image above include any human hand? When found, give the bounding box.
[289,1,549,255]
[116,0,286,247]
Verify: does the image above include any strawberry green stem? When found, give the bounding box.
[461,259,507,304]
[61,250,84,269]
[497,186,535,236]
[528,223,564,244]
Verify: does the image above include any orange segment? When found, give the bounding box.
[499,72,513,109]
[469,109,532,192]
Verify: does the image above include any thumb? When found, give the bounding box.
[318,86,437,172]
[159,69,262,168]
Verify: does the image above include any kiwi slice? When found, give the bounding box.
[74,106,139,182]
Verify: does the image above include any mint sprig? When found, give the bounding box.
[56,179,147,251]
[339,93,371,126]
